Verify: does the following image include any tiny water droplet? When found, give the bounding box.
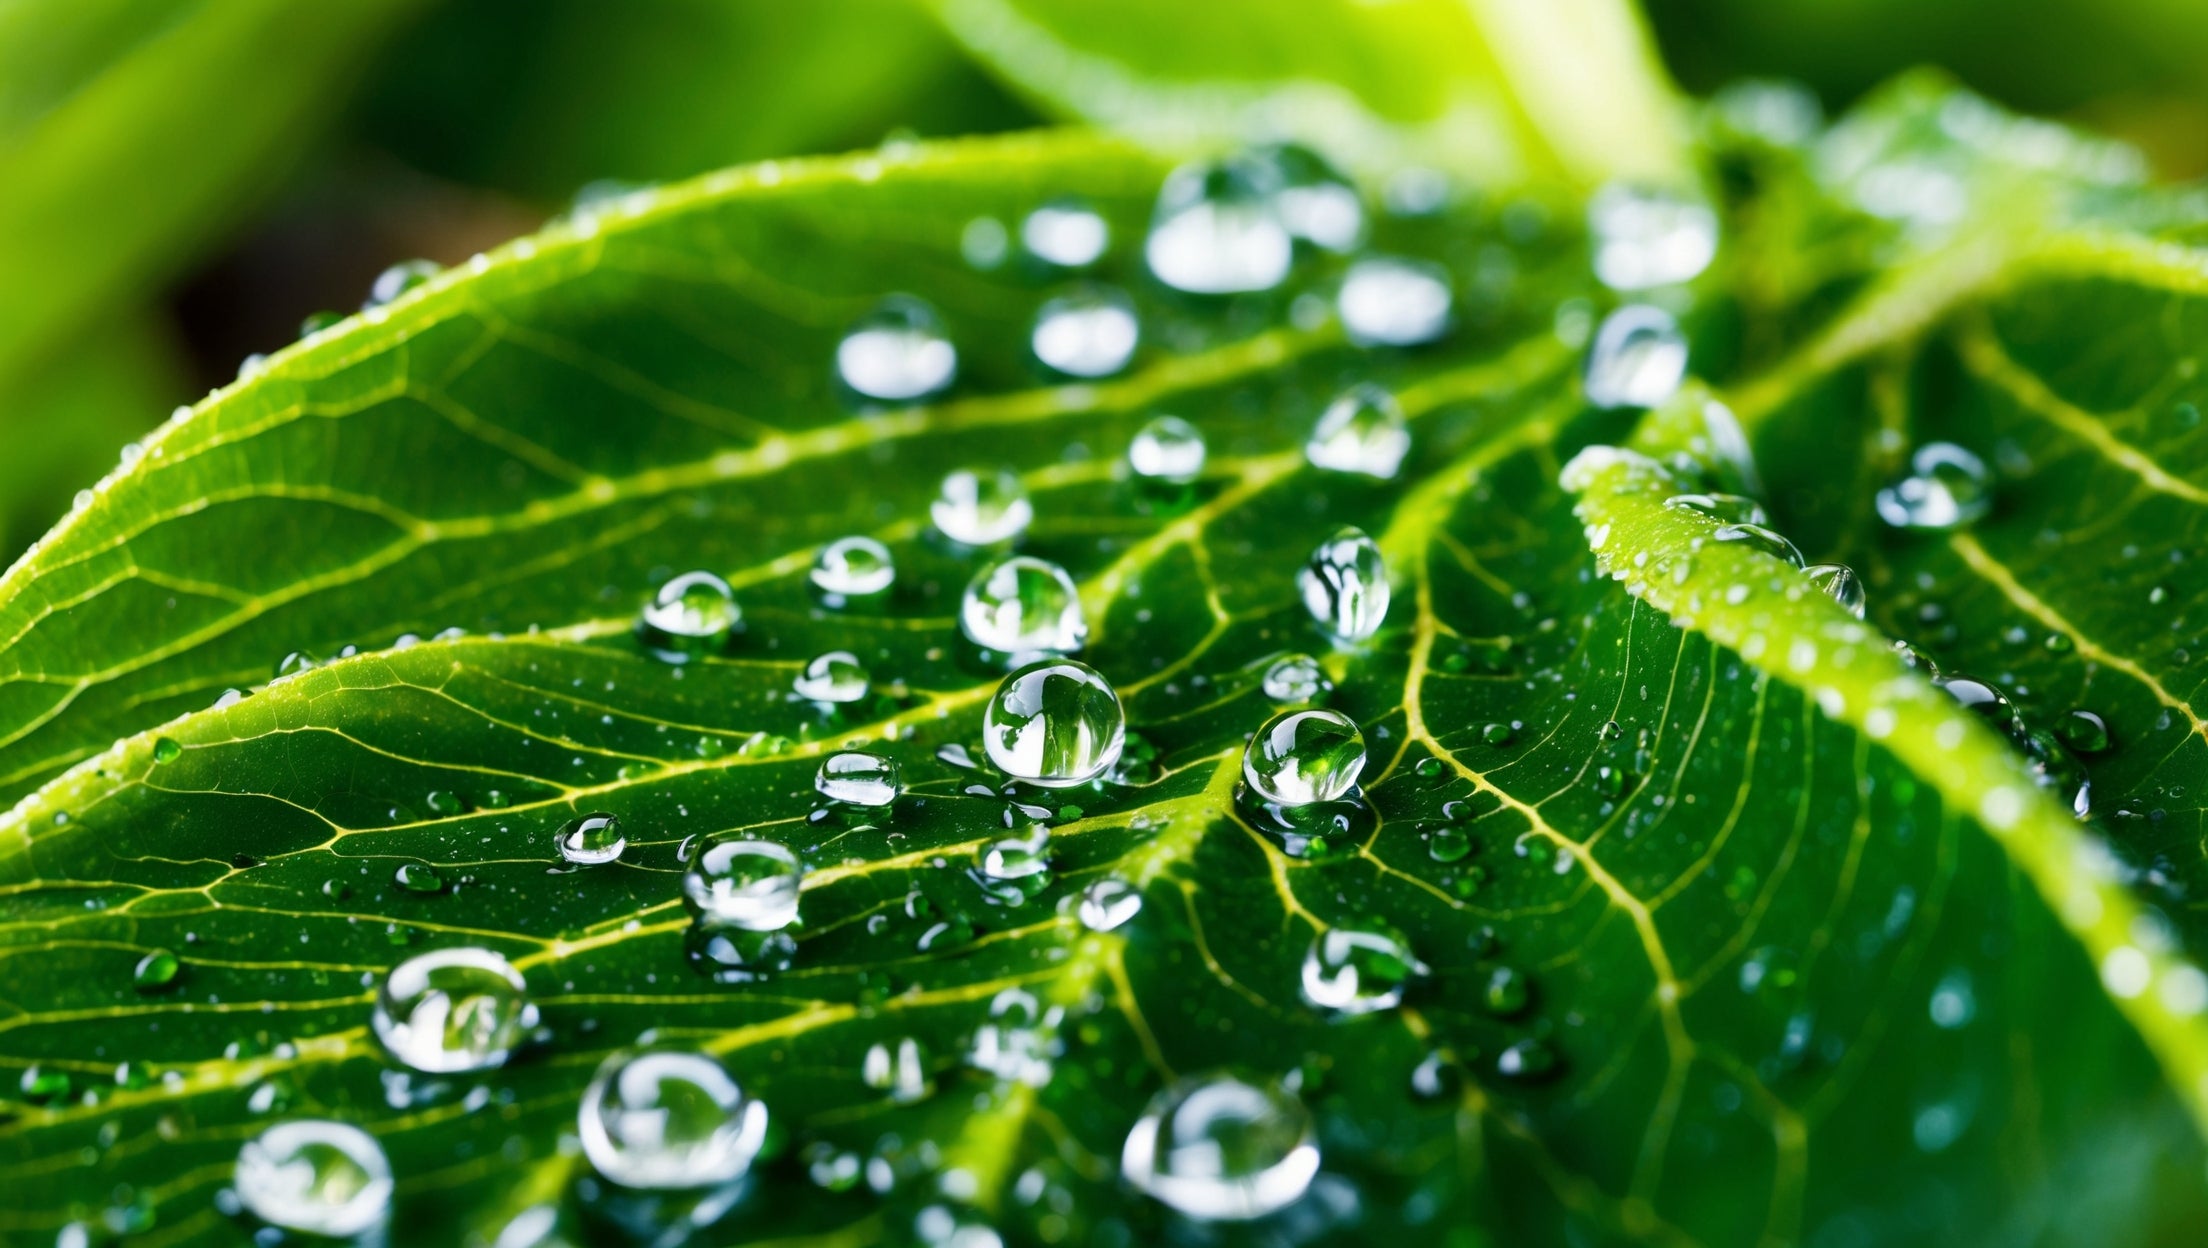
[557,812,626,866]
[816,752,901,807]
[931,468,1032,546]
[1482,723,1514,745]
[812,536,895,603]
[1298,526,1390,642]
[638,571,739,657]
[1022,198,1109,267]
[372,947,536,1073]
[234,1121,393,1237]
[983,659,1126,787]
[1876,443,1991,530]
[838,295,957,402]
[1588,183,1717,290]
[683,838,802,931]
[1802,563,1866,618]
[1301,925,1426,1014]
[1583,305,1687,409]
[578,1050,768,1189]
[1337,256,1452,347]
[1129,415,1206,484]
[366,259,440,307]
[1145,157,1292,295]
[1496,1038,1558,1081]
[1032,284,1139,377]
[1078,878,1143,931]
[1305,384,1409,478]
[794,650,870,703]
[1121,1073,1319,1221]
[1261,653,1330,703]
[1482,965,1531,1016]
[1244,709,1366,805]
[960,556,1087,656]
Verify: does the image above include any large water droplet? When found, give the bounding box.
[1583,305,1687,409]
[1262,143,1364,252]
[1305,384,1409,478]
[1876,443,1992,530]
[683,838,802,931]
[1121,1073,1319,1221]
[1244,709,1366,805]
[578,1051,768,1190]
[134,948,180,992]
[1301,925,1426,1014]
[638,571,739,658]
[1939,674,2025,739]
[1129,415,1206,484]
[794,650,870,704]
[1022,198,1109,267]
[837,295,957,402]
[1588,182,1718,290]
[371,947,537,1073]
[1663,492,1767,525]
[932,468,1032,546]
[1337,256,1452,347]
[983,659,1126,787]
[960,556,1087,656]
[1261,653,1330,703]
[1146,158,1293,294]
[1298,526,1390,642]
[816,752,900,807]
[1078,877,1143,931]
[2057,709,2111,754]
[558,812,627,866]
[1032,284,1139,377]
[1802,563,1866,619]
[812,536,895,604]
[233,1120,393,1237]
[1712,523,1804,568]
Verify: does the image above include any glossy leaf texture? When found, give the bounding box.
[5,95,2208,1248]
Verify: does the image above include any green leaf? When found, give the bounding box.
[6,94,2208,1248]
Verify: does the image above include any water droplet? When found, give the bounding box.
[1802,563,1866,618]
[862,1037,933,1103]
[1876,443,1992,530]
[1481,966,1531,1016]
[1588,182,1718,290]
[1244,709,1366,805]
[133,948,180,992]
[683,838,802,931]
[816,752,900,807]
[1939,674,2025,739]
[366,259,439,307]
[1305,384,1409,478]
[838,295,957,402]
[931,468,1032,546]
[1337,256,1452,347]
[1583,305,1687,409]
[1482,722,1514,745]
[1261,653,1330,703]
[969,987,1060,1085]
[1712,523,1804,568]
[1031,285,1138,378]
[1664,492,1767,526]
[1891,639,1941,680]
[685,925,797,984]
[578,1051,768,1189]
[983,659,1126,787]
[558,812,626,866]
[1078,878,1143,931]
[1129,415,1206,484]
[1022,198,1109,267]
[639,571,739,657]
[1146,158,1292,294]
[2057,709,2111,754]
[794,650,870,704]
[1300,925,1425,1014]
[372,947,535,1073]
[393,862,444,893]
[153,737,182,764]
[962,216,1009,269]
[1496,1038,1558,1081]
[960,556,1087,656]
[1409,1050,1463,1102]
[1121,1073,1319,1221]
[1262,142,1364,252]
[233,1121,393,1237]
[1298,526,1390,642]
[812,536,895,603]
[1428,825,1471,862]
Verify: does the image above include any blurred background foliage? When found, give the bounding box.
[3,0,2206,562]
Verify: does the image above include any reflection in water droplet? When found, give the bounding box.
[558,812,627,866]
[1261,653,1330,703]
[1078,877,1143,931]
[372,947,537,1073]
[1146,158,1292,295]
[984,660,1125,787]
[1712,523,1804,568]
[1337,256,1452,347]
[1876,442,1991,530]
[932,468,1032,546]
[1022,198,1109,267]
[812,536,895,603]
[1121,1073,1319,1221]
[578,1051,768,1189]
[837,295,957,402]
[638,571,740,657]
[1032,285,1139,377]
[1588,182,1718,290]
[1299,527,1390,643]
[1129,415,1206,484]
[794,651,870,704]
[1802,563,1866,619]
[1244,710,1366,806]
[683,838,802,931]
[961,556,1087,656]
[233,1120,393,1237]
[1583,305,1687,409]
[1300,926,1425,1014]
[1305,384,1409,478]
[816,752,900,807]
